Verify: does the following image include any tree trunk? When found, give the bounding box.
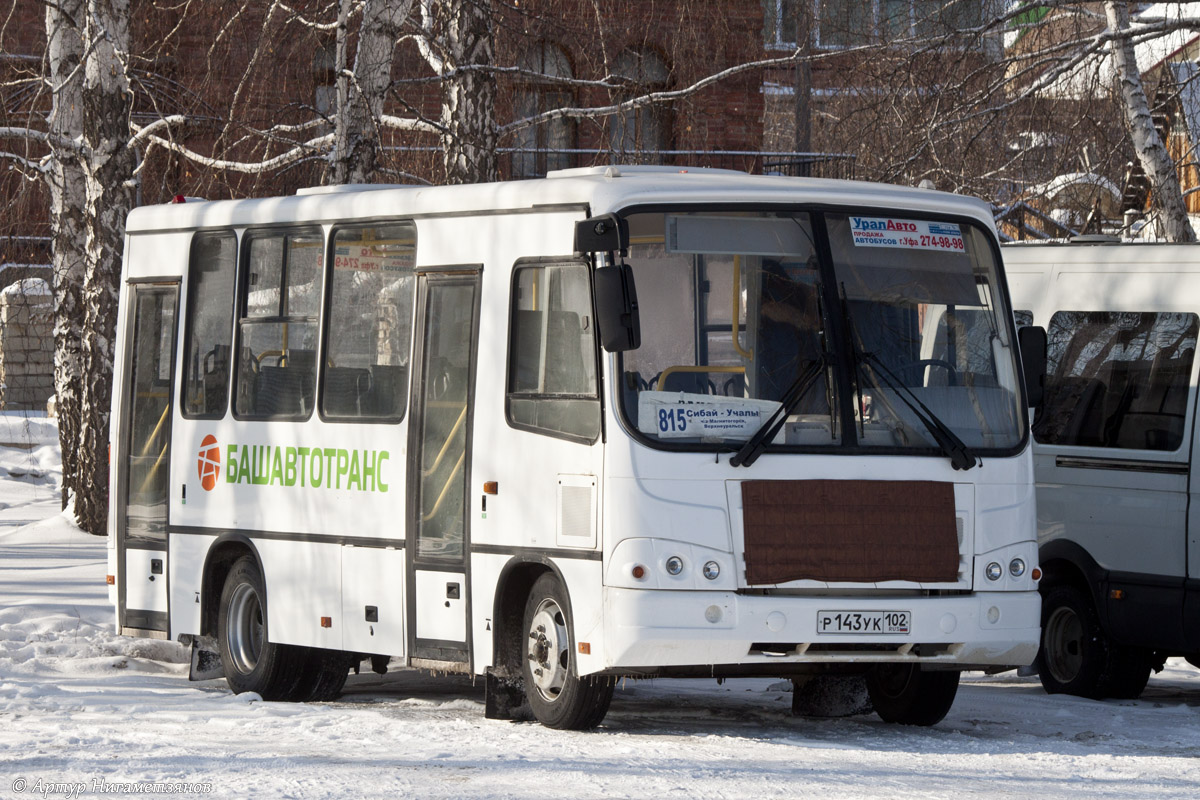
[44,0,88,515]
[76,0,138,535]
[438,0,498,184]
[330,0,413,185]
[1106,1,1196,242]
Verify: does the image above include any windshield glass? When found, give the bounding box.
[827,213,1023,451]
[618,210,1024,455]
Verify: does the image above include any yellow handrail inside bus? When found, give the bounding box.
[421,451,465,523]
[138,403,170,459]
[732,255,753,360]
[422,403,467,477]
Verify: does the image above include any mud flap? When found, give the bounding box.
[484,667,533,721]
[189,635,224,681]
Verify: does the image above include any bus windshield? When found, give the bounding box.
[618,210,1025,457]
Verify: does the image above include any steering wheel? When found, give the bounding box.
[893,359,957,386]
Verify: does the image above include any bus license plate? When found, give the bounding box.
[817,610,911,635]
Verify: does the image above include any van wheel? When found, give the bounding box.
[1036,583,1150,699]
[522,573,613,730]
[866,664,959,726]
[217,556,304,700]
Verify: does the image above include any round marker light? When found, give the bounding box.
[985,562,1003,581]
[702,561,721,580]
[665,556,684,576]
[631,564,646,580]
[1009,558,1026,578]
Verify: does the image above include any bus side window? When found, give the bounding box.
[234,229,323,420]
[1035,311,1198,451]
[322,222,416,421]
[182,231,236,418]
[506,261,600,443]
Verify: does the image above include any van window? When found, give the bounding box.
[182,231,236,418]
[234,229,323,419]
[506,261,600,442]
[1034,311,1198,450]
[321,222,416,421]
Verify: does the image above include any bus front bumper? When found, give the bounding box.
[599,588,1040,672]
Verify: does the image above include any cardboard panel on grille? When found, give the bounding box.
[741,480,959,584]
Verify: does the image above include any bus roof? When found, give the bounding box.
[124,166,996,234]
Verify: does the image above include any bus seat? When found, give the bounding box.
[662,371,712,395]
[369,364,408,416]
[324,367,371,416]
[256,365,313,416]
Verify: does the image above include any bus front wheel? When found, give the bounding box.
[866,664,959,726]
[521,573,613,730]
[217,556,305,700]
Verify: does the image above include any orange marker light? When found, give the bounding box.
[1031,567,1043,582]
[320,617,332,628]
[483,481,499,495]
[106,575,115,585]
[631,564,646,580]
[1110,589,1125,600]
[578,642,591,655]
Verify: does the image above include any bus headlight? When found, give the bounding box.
[985,562,1003,581]
[665,556,684,576]
[702,561,720,580]
[1008,558,1026,578]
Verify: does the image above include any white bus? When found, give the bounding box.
[1006,240,1200,699]
[108,167,1040,729]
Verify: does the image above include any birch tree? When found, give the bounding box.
[1105,1,1195,241]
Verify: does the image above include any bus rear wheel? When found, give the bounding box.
[866,664,959,726]
[521,573,613,730]
[218,556,306,701]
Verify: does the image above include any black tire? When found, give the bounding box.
[866,664,960,726]
[217,556,306,701]
[521,573,613,730]
[1037,583,1150,700]
[290,648,351,702]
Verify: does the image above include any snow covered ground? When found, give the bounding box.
[2,412,1199,799]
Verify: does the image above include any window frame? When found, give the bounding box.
[180,229,238,421]
[503,257,604,445]
[317,219,417,425]
[232,225,326,422]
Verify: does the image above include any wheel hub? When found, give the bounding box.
[226,582,264,676]
[1044,605,1084,684]
[527,599,568,701]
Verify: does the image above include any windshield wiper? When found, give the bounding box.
[858,350,979,471]
[730,355,827,468]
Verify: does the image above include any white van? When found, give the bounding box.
[107,167,1041,729]
[1006,240,1200,698]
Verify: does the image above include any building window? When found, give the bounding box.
[611,49,671,160]
[765,1,982,49]
[513,42,575,178]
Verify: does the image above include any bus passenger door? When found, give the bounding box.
[406,269,480,665]
[116,282,179,635]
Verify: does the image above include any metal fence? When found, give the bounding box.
[496,148,857,180]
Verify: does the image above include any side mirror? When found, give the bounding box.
[1017,325,1047,408]
[574,214,628,255]
[594,264,640,352]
